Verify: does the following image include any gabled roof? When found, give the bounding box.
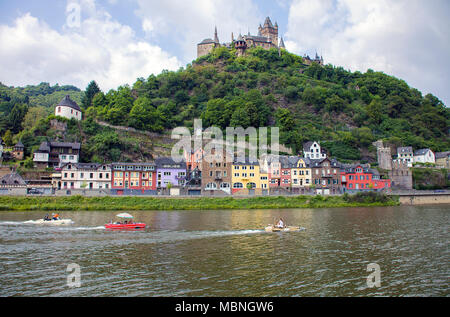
[0,173,26,186]
[37,141,81,153]
[414,148,432,156]
[199,38,215,44]
[57,95,81,111]
[397,146,413,154]
[155,157,186,169]
[303,141,315,151]
[15,141,24,148]
[435,151,450,159]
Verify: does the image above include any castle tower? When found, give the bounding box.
[260,17,278,46]
[235,34,247,56]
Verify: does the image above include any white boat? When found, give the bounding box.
[264,225,304,232]
[24,219,74,225]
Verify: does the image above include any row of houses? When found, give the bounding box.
[45,150,391,196]
[395,147,450,167]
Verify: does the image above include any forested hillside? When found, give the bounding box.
[1,46,449,164]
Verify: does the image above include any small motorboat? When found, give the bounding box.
[264,225,304,232]
[105,213,146,230]
[24,219,74,225]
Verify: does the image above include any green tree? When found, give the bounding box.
[82,80,101,109]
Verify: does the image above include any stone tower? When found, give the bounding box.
[389,161,413,189]
[258,17,278,47]
[374,140,392,170]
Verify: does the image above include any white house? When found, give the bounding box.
[396,146,414,167]
[58,163,111,190]
[413,149,435,164]
[55,95,82,121]
[303,141,326,160]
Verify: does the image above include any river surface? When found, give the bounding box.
[0,205,448,296]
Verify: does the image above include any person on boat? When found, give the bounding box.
[43,214,50,221]
[53,213,60,220]
[276,218,285,228]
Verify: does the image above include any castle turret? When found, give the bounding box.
[235,34,247,56]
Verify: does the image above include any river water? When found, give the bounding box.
[0,205,448,297]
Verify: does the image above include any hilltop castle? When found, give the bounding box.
[197,16,323,65]
[197,17,285,58]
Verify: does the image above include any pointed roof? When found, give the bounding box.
[264,16,274,28]
[15,141,24,149]
[57,95,81,111]
[279,37,286,48]
[214,26,219,43]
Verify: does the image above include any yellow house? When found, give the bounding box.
[232,160,261,194]
[291,157,312,194]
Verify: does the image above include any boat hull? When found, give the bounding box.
[265,225,303,232]
[105,223,146,230]
[24,219,74,225]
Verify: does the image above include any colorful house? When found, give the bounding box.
[111,162,156,195]
[310,158,341,195]
[291,157,312,194]
[341,164,390,192]
[155,157,187,188]
[231,159,261,194]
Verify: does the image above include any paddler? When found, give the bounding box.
[53,213,60,220]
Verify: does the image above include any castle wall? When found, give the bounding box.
[197,43,216,58]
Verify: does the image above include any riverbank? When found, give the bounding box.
[0,193,399,211]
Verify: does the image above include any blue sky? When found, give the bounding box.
[0,0,449,107]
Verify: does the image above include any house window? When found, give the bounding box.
[233,182,243,188]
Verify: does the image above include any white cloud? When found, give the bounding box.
[0,1,181,92]
[285,0,450,106]
[134,0,265,62]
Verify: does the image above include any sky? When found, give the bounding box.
[0,0,449,106]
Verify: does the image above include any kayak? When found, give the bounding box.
[24,219,74,225]
[264,225,304,232]
[105,223,146,230]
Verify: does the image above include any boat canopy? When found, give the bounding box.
[116,213,134,219]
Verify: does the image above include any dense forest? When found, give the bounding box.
[0,46,449,165]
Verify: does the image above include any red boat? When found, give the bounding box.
[105,213,146,230]
[105,222,146,230]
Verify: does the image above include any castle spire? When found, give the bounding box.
[279,36,285,49]
[214,26,219,43]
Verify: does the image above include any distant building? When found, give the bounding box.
[111,162,156,195]
[231,158,261,194]
[303,141,327,160]
[396,146,413,167]
[58,163,111,190]
[341,164,390,192]
[389,161,412,190]
[310,158,341,195]
[155,157,186,188]
[12,141,24,160]
[33,141,81,168]
[201,148,232,195]
[413,148,435,164]
[303,52,324,66]
[290,157,312,194]
[435,151,450,168]
[197,17,285,58]
[55,95,82,121]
